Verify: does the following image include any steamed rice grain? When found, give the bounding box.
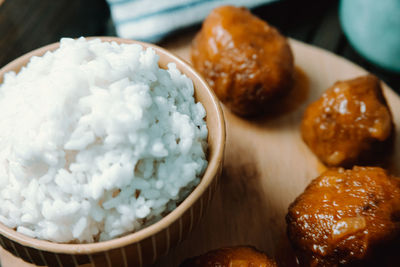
[0,38,208,243]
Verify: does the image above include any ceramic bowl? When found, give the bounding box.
[0,37,225,267]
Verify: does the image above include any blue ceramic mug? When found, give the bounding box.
[340,0,400,73]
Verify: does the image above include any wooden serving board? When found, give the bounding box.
[1,36,399,266]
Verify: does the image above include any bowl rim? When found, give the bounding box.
[0,36,225,254]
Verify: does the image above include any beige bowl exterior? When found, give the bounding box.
[0,37,225,267]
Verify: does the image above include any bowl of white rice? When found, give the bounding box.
[0,37,225,267]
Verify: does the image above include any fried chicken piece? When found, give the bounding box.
[180,246,277,267]
[301,75,393,167]
[191,6,294,116]
[286,166,400,266]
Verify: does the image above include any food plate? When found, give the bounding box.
[1,37,399,267]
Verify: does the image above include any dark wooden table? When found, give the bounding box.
[0,0,398,93]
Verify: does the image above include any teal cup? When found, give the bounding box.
[340,0,400,73]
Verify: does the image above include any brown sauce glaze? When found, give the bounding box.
[254,66,309,121]
[191,5,294,117]
[301,75,394,167]
[180,246,277,267]
[286,166,400,267]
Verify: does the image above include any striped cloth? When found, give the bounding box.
[107,0,278,43]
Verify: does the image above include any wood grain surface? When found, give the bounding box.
[1,38,399,267]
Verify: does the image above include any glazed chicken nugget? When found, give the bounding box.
[301,75,393,167]
[191,6,294,116]
[287,166,400,266]
[180,246,277,267]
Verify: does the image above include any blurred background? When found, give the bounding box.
[0,0,398,92]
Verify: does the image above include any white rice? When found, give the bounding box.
[0,37,208,243]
